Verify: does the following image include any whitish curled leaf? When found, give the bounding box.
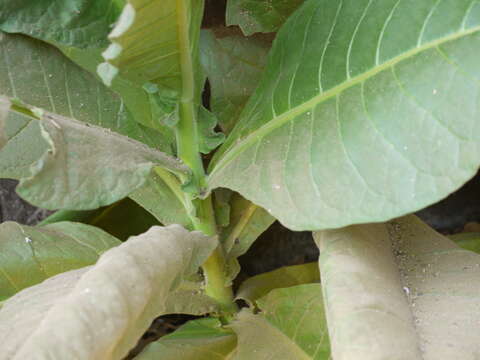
[1,98,189,210]
[231,284,330,359]
[227,0,304,35]
[0,221,120,301]
[0,225,217,359]
[209,0,480,231]
[200,29,271,134]
[315,216,480,360]
[236,262,319,305]
[0,0,124,48]
[137,318,236,359]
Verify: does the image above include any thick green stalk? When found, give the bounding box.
[174,0,236,317]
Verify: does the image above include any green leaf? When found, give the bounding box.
[39,198,160,241]
[0,2,176,144]
[314,216,480,359]
[0,225,217,359]
[209,0,480,231]
[129,169,193,229]
[0,0,124,48]
[0,221,120,301]
[226,0,304,35]
[98,0,204,93]
[1,98,189,210]
[97,0,224,158]
[200,29,271,134]
[61,46,177,144]
[0,32,170,152]
[450,232,480,253]
[221,192,275,282]
[198,106,226,154]
[231,284,330,359]
[236,262,319,305]
[137,318,237,359]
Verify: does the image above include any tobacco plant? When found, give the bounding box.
[0,0,479,358]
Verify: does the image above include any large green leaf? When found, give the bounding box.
[230,284,330,359]
[0,225,217,359]
[0,221,120,300]
[236,262,319,305]
[226,0,304,35]
[0,0,123,48]
[209,0,480,231]
[0,32,169,153]
[200,29,271,134]
[0,98,189,210]
[314,216,480,359]
[137,318,237,359]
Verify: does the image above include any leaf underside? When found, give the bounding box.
[315,216,480,360]
[2,99,188,210]
[0,225,217,360]
[209,0,480,231]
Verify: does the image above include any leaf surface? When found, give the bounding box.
[209,0,480,230]
[200,29,270,134]
[236,262,319,305]
[450,232,480,253]
[0,0,123,48]
[1,98,189,210]
[129,169,193,229]
[0,32,169,153]
[39,198,160,241]
[60,45,176,143]
[227,0,304,35]
[0,221,120,300]
[0,225,217,359]
[314,216,480,360]
[98,0,225,154]
[220,192,274,282]
[137,318,237,359]
[98,0,203,92]
[230,284,330,359]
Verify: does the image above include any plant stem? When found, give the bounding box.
[174,0,236,318]
[191,197,237,317]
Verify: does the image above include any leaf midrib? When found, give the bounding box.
[209,25,480,179]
